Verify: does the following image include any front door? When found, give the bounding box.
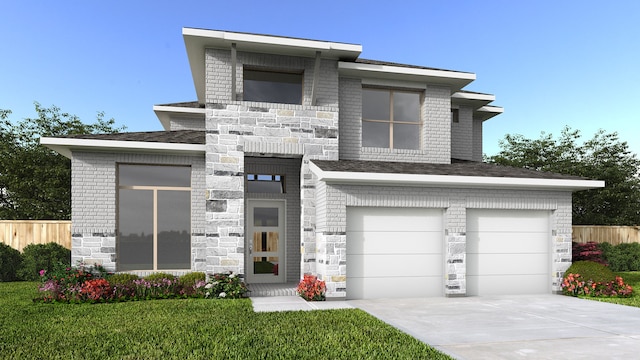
[247,200,285,283]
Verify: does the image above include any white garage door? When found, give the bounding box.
[346,207,443,299]
[466,210,551,296]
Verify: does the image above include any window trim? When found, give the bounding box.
[242,67,304,105]
[117,164,192,272]
[362,87,423,150]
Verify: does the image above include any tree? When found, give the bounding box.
[486,127,640,225]
[0,102,125,220]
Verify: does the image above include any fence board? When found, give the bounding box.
[572,226,640,245]
[0,220,71,252]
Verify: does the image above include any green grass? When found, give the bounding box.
[587,272,640,308]
[0,282,451,360]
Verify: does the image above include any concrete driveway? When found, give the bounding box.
[350,294,640,359]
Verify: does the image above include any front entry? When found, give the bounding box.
[246,200,285,283]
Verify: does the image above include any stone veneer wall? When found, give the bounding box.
[204,48,341,279]
[339,77,452,164]
[314,183,573,297]
[70,151,206,273]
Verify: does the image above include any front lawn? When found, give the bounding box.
[590,272,640,308]
[0,282,451,359]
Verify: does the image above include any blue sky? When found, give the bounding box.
[1,1,639,157]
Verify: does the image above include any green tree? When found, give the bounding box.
[0,102,125,219]
[486,127,640,225]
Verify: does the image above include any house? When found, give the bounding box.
[41,28,604,299]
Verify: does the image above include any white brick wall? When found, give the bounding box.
[451,106,473,160]
[170,116,205,131]
[339,79,453,164]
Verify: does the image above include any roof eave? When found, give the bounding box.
[308,162,604,192]
[40,137,206,159]
[153,105,206,131]
[338,61,475,93]
[474,105,504,121]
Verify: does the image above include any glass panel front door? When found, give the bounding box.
[247,200,285,283]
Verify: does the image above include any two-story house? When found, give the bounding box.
[42,28,603,299]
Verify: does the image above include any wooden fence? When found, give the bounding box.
[0,220,72,252]
[572,226,640,245]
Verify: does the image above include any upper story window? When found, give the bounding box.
[243,68,303,104]
[362,88,421,150]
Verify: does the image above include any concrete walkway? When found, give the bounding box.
[251,295,353,312]
[350,294,640,360]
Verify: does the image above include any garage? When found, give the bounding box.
[466,209,551,296]
[346,207,444,299]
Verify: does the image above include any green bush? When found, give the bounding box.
[107,273,140,286]
[178,272,206,288]
[0,244,22,282]
[600,243,640,272]
[565,260,616,284]
[17,243,70,281]
[144,272,176,281]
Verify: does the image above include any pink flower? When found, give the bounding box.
[39,269,46,277]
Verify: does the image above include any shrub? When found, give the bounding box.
[178,272,206,288]
[106,273,139,286]
[205,272,247,299]
[17,243,70,281]
[296,274,326,301]
[564,260,615,284]
[144,272,176,281]
[572,242,607,265]
[600,243,640,272]
[0,243,22,282]
[178,272,206,296]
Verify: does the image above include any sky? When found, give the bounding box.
[1,1,639,157]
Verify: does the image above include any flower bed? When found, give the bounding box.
[562,273,633,298]
[296,274,326,301]
[34,263,247,303]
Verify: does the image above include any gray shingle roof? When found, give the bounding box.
[311,159,588,180]
[61,130,205,145]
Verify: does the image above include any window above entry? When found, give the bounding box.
[247,174,285,193]
[362,88,422,150]
[243,69,303,104]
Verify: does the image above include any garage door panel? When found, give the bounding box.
[466,232,549,253]
[466,210,550,296]
[467,274,550,296]
[347,253,443,278]
[346,207,444,299]
[347,231,443,255]
[467,210,549,232]
[467,253,549,275]
[348,276,443,299]
[346,207,443,232]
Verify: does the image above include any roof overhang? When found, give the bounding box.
[40,137,205,159]
[309,162,604,191]
[153,105,206,131]
[183,28,363,104]
[474,105,504,121]
[338,61,475,93]
[452,91,495,108]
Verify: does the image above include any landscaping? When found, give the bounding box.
[0,281,451,359]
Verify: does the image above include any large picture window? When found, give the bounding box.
[243,68,303,104]
[362,88,421,150]
[117,165,191,271]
